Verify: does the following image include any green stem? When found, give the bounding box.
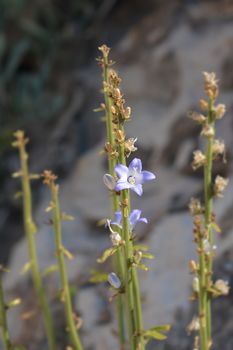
[118,126,144,350]
[0,275,12,350]
[198,239,208,350]
[50,182,83,350]
[18,140,56,350]
[204,99,214,345]
[102,50,125,347]
[132,269,144,349]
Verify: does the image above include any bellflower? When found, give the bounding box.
[114,158,155,196]
[110,209,148,231]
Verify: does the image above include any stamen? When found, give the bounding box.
[127,175,136,185]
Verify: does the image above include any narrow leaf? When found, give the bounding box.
[211,221,221,233]
[97,247,118,264]
[141,252,155,260]
[21,261,32,274]
[42,264,58,277]
[89,270,108,283]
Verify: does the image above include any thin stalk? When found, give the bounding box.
[0,275,12,350]
[204,98,214,343]
[49,179,83,350]
[15,132,56,350]
[198,239,208,350]
[101,48,125,346]
[118,125,145,350]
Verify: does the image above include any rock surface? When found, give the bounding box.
[3,1,233,349]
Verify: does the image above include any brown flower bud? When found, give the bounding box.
[192,150,206,170]
[125,137,137,157]
[188,111,206,124]
[214,279,230,295]
[199,99,208,111]
[203,71,219,100]
[189,198,203,216]
[215,104,226,119]
[201,125,215,137]
[189,260,198,274]
[115,129,125,144]
[213,175,228,197]
[212,139,225,158]
[98,44,110,57]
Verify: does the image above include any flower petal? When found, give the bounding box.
[115,181,131,192]
[128,158,142,172]
[129,209,141,229]
[115,164,128,179]
[131,184,143,196]
[111,211,122,227]
[139,217,148,224]
[141,170,156,182]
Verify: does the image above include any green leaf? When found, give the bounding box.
[136,263,149,271]
[14,191,23,200]
[42,264,58,278]
[143,324,171,341]
[211,222,221,233]
[89,270,108,283]
[60,212,75,221]
[20,261,32,274]
[133,244,149,252]
[97,247,118,264]
[141,252,155,260]
[7,298,21,308]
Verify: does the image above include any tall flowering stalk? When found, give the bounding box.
[189,73,229,349]
[98,45,125,347]
[12,131,56,350]
[0,269,12,350]
[42,170,83,350]
[97,45,170,350]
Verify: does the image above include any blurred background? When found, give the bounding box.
[1,0,233,349]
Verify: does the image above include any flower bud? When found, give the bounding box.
[108,272,121,289]
[189,260,198,274]
[103,174,116,190]
[188,111,206,124]
[201,125,215,137]
[215,104,226,119]
[189,198,203,216]
[203,71,219,100]
[214,279,230,295]
[187,316,200,334]
[213,175,228,197]
[124,106,131,119]
[212,139,225,158]
[192,150,206,170]
[115,129,125,144]
[192,277,200,293]
[199,99,208,111]
[110,233,122,246]
[125,137,137,157]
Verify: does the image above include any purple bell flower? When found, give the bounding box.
[110,209,148,231]
[114,158,156,196]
